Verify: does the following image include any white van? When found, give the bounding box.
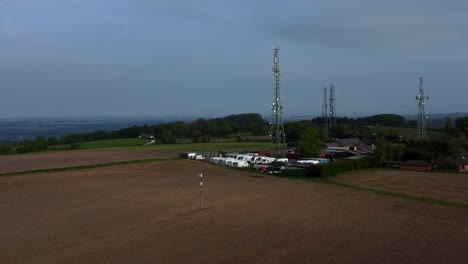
[232,160,249,168]
[259,157,276,164]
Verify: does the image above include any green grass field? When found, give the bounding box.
[379,126,447,140]
[78,138,150,149]
[49,138,272,152]
[49,138,150,150]
[144,141,271,151]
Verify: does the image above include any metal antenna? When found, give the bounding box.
[329,84,336,127]
[416,77,429,140]
[322,86,329,132]
[270,47,287,155]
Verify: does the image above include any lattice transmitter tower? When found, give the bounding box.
[416,77,429,140]
[322,86,329,130]
[329,84,336,127]
[270,47,287,154]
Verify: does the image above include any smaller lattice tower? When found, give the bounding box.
[416,77,429,140]
[322,86,329,130]
[329,84,336,127]
[270,47,287,154]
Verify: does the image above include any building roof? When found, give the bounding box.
[323,142,340,148]
[337,138,361,147]
[362,139,375,146]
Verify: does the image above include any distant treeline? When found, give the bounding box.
[58,113,267,145]
[3,112,468,157]
[311,114,406,127]
[0,113,268,154]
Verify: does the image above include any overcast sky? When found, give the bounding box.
[1,0,467,118]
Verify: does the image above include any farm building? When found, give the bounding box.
[451,154,468,173]
[435,153,468,173]
[400,160,432,172]
[460,162,468,173]
[321,138,374,160]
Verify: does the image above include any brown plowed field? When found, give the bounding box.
[1,160,468,263]
[0,149,179,174]
[335,169,468,204]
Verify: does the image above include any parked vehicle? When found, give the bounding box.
[259,157,276,165]
[232,160,249,168]
[276,158,288,163]
[296,159,319,165]
[253,156,264,164]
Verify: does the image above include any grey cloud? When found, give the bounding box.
[133,0,468,55]
[252,0,468,55]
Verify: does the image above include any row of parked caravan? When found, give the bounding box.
[210,157,250,168]
[224,153,281,165]
[209,153,288,168]
[295,158,329,166]
[296,159,320,165]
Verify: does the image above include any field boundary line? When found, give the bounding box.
[298,176,468,210]
[0,157,180,177]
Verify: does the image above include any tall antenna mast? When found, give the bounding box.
[329,84,336,127]
[416,77,429,140]
[270,47,287,155]
[322,86,329,131]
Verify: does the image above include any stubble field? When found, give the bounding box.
[0,149,179,174]
[1,153,468,263]
[335,169,468,204]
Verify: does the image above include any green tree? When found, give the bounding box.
[192,129,202,143]
[284,121,309,143]
[298,126,321,158]
[216,123,233,138]
[32,136,48,151]
[0,144,12,154]
[330,125,346,138]
[445,117,453,135]
[47,137,59,146]
[159,128,176,144]
[389,144,405,161]
[373,138,390,164]
[455,116,468,137]
[358,126,372,139]
[169,121,190,138]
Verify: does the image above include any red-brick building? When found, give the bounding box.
[400,160,432,172]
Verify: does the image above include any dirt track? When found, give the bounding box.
[0,149,179,174]
[335,169,468,204]
[1,160,468,263]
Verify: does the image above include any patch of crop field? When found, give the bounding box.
[378,126,447,140]
[80,138,151,149]
[50,138,150,150]
[335,169,468,204]
[176,135,270,144]
[51,140,271,152]
[1,160,468,263]
[0,142,271,174]
[0,149,179,174]
[144,141,271,151]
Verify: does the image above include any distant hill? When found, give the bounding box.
[404,112,468,129]
[0,116,189,143]
[353,114,406,126]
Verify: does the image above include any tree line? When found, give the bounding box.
[0,113,268,154]
[3,112,468,164]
